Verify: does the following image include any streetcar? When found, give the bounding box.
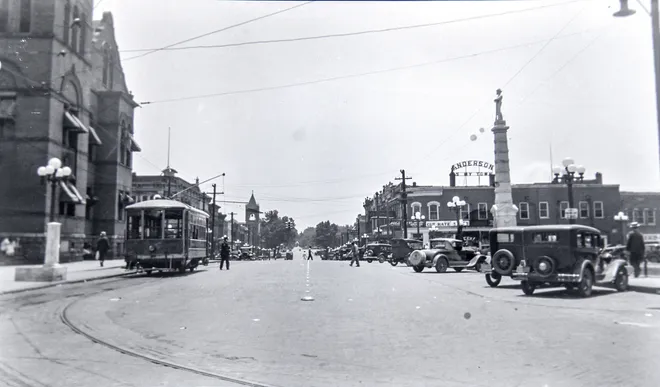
[125,198,210,275]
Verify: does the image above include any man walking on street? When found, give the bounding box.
[626,222,645,278]
[96,231,109,267]
[349,239,360,267]
[307,248,313,260]
[220,236,231,270]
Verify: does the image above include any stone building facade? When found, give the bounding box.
[0,2,139,264]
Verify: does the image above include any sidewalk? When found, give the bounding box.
[0,260,134,295]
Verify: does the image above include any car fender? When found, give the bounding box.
[577,259,595,280]
[601,258,628,283]
[467,254,486,267]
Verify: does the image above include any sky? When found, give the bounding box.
[93,0,659,230]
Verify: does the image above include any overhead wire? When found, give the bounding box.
[138,27,599,105]
[122,1,314,62]
[118,0,588,55]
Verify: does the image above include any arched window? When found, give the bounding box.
[427,201,440,220]
[63,1,70,44]
[108,53,114,88]
[79,12,87,55]
[411,202,422,218]
[71,6,79,52]
[102,47,109,86]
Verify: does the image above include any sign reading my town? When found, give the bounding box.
[450,160,494,177]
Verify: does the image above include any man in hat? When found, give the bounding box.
[219,235,231,270]
[96,231,109,267]
[626,222,645,278]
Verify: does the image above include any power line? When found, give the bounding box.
[139,28,597,105]
[122,1,314,62]
[119,0,588,55]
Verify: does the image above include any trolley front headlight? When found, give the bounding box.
[149,245,157,252]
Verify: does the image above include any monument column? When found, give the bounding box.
[490,89,518,227]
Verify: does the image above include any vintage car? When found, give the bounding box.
[390,238,424,266]
[502,225,628,297]
[363,243,392,263]
[408,238,488,273]
[285,250,293,260]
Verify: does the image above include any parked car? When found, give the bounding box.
[362,243,392,263]
[645,242,660,262]
[505,225,628,297]
[285,250,293,260]
[390,238,424,266]
[408,238,487,273]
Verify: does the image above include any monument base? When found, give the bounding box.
[14,265,68,282]
[491,204,519,228]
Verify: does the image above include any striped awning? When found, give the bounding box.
[63,111,89,133]
[59,181,86,204]
[88,125,102,145]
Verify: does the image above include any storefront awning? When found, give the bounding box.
[63,111,89,133]
[88,125,102,145]
[59,181,86,204]
[128,133,141,152]
[120,192,135,204]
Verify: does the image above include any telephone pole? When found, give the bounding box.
[374,192,380,239]
[210,184,217,257]
[229,212,237,249]
[396,169,412,238]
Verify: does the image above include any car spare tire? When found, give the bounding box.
[408,251,425,267]
[492,249,515,275]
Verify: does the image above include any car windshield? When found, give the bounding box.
[408,241,424,250]
[430,240,452,249]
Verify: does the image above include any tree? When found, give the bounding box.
[260,210,297,249]
[297,227,316,248]
[314,221,340,248]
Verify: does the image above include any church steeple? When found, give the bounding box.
[246,191,259,210]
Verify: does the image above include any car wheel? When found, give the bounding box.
[485,272,501,287]
[577,268,594,298]
[521,280,536,296]
[614,267,628,292]
[367,259,373,263]
[454,267,464,273]
[435,257,448,273]
[390,261,398,267]
[378,255,385,264]
[413,265,424,273]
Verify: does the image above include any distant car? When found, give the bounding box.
[363,243,392,263]
[390,238,424,266]
[408,238,486,273]
[285,251,293,260]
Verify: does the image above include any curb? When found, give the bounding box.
[627,285,660,295]
[0,270,137,296]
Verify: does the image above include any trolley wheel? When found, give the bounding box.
[145,270,152,276]
[189,266,194,273]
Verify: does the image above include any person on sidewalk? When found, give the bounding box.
[626,222,646,278]
[307,248,313,260]
[219,236,230,270]
[96,232,110,267]
[349,240,360,267]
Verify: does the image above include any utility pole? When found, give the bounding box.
[396,169,412,239]
[210,184,217,257]
[229,212,237,249]
[375,192,380,239]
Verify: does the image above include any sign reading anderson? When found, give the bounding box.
[451,160,494,176]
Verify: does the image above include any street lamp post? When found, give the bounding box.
[411,211,425,241]
[447,196,466,240]
[16,158,72,282]
[614,0,660,175]
[614,211,630,246]
[552,157,586,225]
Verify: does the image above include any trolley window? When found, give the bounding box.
[190,213,207,241]
[144,209,163,239]
[127,213,141,239]
[164,209,183,239]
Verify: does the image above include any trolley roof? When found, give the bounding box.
[125,199,210,217]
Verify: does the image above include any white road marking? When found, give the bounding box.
[615,321,653,328]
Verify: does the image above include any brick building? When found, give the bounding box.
[620,192,660,244]
[132,171,211,212]
[0,2,140,264]
[365,172,621,246]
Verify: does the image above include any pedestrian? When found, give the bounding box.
[626,222,645,278]
[349,239,360,267]
[96,231,109,267]
[219,235,231,270]
[307,248,313,260]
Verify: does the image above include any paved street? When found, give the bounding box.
[1,248,659,387]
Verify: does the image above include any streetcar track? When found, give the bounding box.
[59,276,278,387]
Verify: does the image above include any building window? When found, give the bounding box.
[519,202,529,220]
[71,6,79,52]
[579,201,589,219]
[19,0,31,33]
[63,0,70,44]
[79,13,87,55]
[539,201,549,219]
[560,201,569,219]
[460,203,471,221]
[478,202,488,220]
[594,201,604,219]
[645,209,656,226]
[59,201,75,217]
[0,0,9,33]
[428,202,439,220]
[411,202,421,217]
[117,191,124,221]
[633,208,642,224]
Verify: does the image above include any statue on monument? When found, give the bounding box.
[494,88,504,122]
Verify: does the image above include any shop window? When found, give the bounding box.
[645,209,656,226]
[478,202,488,220]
